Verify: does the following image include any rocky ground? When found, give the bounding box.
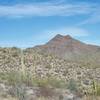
[0,82,85,100]
[0,82,100,100]
[0,47,100,100]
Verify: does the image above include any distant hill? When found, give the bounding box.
[33,34,100,64]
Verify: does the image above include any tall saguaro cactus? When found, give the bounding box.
[21,50,26,77]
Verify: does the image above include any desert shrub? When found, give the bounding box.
[0,72,22,85]
[67,79,78,92]
[1,71,33,86]
[0,71,67,89]
[36,78,49,87]
[0,72,8,81]
[90,81,100,96]
[33,77,67,89]
[0,71,41,87]
[8,84,26,100]
[96,85,100,96]
[95,84,100,96]
[6,71,22,85]
[48,77,67,88]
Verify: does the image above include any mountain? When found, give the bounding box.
[34,34,100,63]
[0,34,100,97]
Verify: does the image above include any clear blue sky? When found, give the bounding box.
[0,0,100,48]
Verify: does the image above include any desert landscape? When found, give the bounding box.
[0,0,100,100]
[0,35,100,100]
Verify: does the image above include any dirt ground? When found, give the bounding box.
[82,96,100,100]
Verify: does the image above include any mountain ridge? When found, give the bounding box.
[0,34,100,63]
[33,34,100,62]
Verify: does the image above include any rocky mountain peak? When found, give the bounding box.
[52,34,72,40]
[64,35,72,39]
[46,34,74,45]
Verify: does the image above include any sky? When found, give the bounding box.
[0,0,100,48]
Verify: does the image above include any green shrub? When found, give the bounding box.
[48,77,67,88]
[96,84,100,96]
[7,71,22,85]
[0,72,8,81]
[0,71,67,89]
[33,77,67,88]
[67,79,78,92]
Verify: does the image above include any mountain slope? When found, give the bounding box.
[34,34,100,63]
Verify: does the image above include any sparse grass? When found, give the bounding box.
[0,72,100,100]
[0,71,67,88]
